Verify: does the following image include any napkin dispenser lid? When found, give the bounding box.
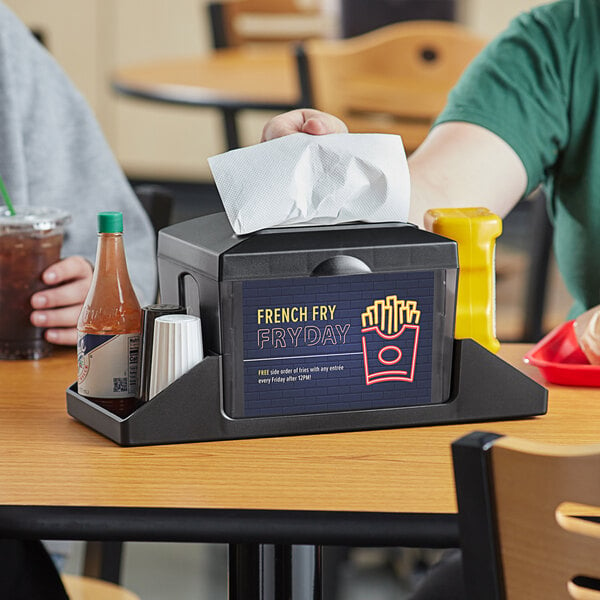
[158,211,458,281]
[158,212,458,419]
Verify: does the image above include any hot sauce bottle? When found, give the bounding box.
[77,212,142,417]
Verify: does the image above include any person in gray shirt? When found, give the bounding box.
[0,2,157,347]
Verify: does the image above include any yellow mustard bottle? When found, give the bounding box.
[424,207,502,354]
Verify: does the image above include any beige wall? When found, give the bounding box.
[3,0,547,181]
[4,0,101,112]
[108,0,222,180]
[457,0,547,36]
[4,0,223,180]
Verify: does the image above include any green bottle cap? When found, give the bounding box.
[98,211,123,233]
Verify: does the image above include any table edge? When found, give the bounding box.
[0,505,458,548]
[112,81,300,111]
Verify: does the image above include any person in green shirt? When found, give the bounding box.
[263,0,598,322]
[261,0,596,596]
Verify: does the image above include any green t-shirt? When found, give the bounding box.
[435,0,599,317]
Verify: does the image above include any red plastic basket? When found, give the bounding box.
[524,320,600,386]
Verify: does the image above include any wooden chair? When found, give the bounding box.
[207,0,329,48]
[452,431,600,599]
[62,573,140,600]
[340,0,456,38]
[297,19,486,153]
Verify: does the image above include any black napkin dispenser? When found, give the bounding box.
[157,212,458,418]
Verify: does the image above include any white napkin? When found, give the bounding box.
[208,132,410,235]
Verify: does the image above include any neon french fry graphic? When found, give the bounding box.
[361,296,421,385]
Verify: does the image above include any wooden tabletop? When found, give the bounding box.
[112,46,300,110]
[1,344,599,517]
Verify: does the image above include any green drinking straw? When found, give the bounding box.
[0,173,15,215]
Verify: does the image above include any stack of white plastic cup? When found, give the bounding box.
[148,314,204,399]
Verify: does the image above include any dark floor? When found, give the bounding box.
[64,541,427,599]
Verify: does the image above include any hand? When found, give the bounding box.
[261,108,348,142]
[30,256,93,346]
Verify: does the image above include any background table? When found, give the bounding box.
[1,344,599,596]
[112,46,302,150]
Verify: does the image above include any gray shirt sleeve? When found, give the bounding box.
[0,3,157,305]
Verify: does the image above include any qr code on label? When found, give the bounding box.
[113,377,128,393]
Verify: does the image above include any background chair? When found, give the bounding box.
[452,431,600,599]
[340,0,456,38]
[297,20,486,154]
[134,184,174,240]
[516,187,554,343]
[207,0,329,48]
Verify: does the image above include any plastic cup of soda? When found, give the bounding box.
[0,207,71,359]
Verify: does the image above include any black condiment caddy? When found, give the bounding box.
[66,214,547,446]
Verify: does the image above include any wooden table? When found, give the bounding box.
[112,46,302,150]
[1,344,598,595]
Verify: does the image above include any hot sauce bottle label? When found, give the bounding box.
[77,332,140,398]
